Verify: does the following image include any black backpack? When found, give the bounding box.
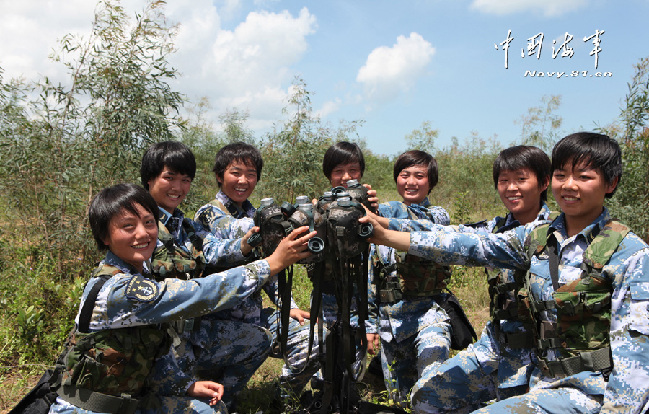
[8,367,62,414]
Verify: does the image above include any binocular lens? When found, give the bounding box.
[358,223,373,238]
[308,237,325,253]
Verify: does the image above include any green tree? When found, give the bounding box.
[518,95,563,152]
[608,57,649,241]
[405,120,439,153]
[434,133,502,222]
[0,0,183,275]
[259,77,360,201]
[220,107,255,144]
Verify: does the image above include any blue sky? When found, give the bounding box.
[1,0,648,156]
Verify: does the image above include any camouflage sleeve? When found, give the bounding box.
[98,260,273,329]
[602,244,649,413]
[194,205,255,267]
[427,206,450,225]
[365,244,380,334]
[407,223,531,270]
[148,338,197,396]
[388,217,436,232]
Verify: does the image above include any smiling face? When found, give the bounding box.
[218,159,258,207]
[552,159,618,236]
[329,162,362,188]
[147,166,192,213]
[497,168,548,225]
[103,203,158,273]
[396,164,430,205]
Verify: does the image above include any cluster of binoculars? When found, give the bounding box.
[248,179,375,262]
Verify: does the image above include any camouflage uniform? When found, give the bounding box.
[366,199,452,408]
[195,191,319,399]
[391,204,552,413]
[148,206,272,410]
[49,250,276,414]
[399,208,649,414]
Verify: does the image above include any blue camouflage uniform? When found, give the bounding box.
[367,199,452,408]
[148,206,272,410]
[391,204,553,413]
[49,250,277,414]
[195,191,320,399]
[397,208,649,414]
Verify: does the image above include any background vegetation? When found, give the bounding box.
[1,1,647,412]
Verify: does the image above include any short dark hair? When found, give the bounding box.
[551,132,622,198]
[393,150,439,193]
[322,141,365,180]
[212,142,263,187]
[89,183,159,251]
[140,141,196,190]
[493,145,551,202]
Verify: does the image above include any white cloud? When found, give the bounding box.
[167,4,317,131]
[0,0,97,81]
[470,0,588,17]
[316,98,342,119]
[356,32,435,104]
[0,0,317,135]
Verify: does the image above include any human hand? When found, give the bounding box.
[363,205,389,228]
[241,226,260,256]
[363,184,379,212]
[358,215,410,250]
[266,226,316,274]
[366,333,380,355]
[290,308,311,325]
[187,381,224,406]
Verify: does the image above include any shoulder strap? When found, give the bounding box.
[157,221,175,252]
[546,233,560,291]
[584,220,630,269]
[78,265,119,334]
[541,220,629,291]
[181,218,204,252]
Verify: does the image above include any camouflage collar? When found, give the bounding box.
[103,251,140,275]
[157,206,186,226]
[549,207,611,245]
[503,202,551,228]
[215,190,255,219]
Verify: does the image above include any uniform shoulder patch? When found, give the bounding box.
[126,275,159,302]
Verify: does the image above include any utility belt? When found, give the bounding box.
[534,318,613,379]
[538,347,613,379]
[58,384,139,414]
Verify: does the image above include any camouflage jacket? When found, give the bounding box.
[404,208,649,413]
[366,199,451,343]
[153,206,248,277]
[388,204,554,389]
[194,191,296,324]
[51,251,274,411]
[522,218,630,376]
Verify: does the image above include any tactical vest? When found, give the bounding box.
[151,218,206,281]
[521,220,629,378]
[485,215,535,349]
[58,265,170,413]
[376,205,451,303]
[375,251,451,303]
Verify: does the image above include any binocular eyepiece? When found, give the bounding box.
[250,180,373,260]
